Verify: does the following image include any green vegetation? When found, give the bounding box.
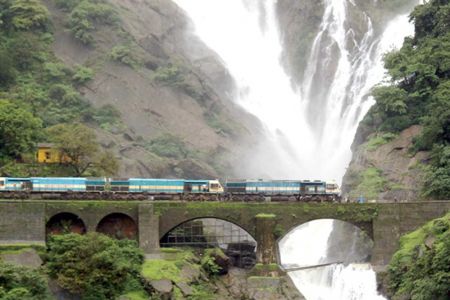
[90,104,124,132]
[201,248,226,276]
[153,64,185,86]
[47,123,118,176]
[146,134,190,160]
[0,261,49,300]
[72,65,94,84]
[348,168,388,200]
[142,259,183,282]
[45,233,144,300]
[255,213,276,219]
[109,44,142,69]
[0,0,122,177]
[387,212,450,300]
[365,132,398,151]
[0,100,42,161]
[361,0,450,198]
[142,248,216,299]
[59,0,119,45]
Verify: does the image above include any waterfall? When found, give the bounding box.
[174,0,417,182]
[279,219,384,300]
[173,0,419,297]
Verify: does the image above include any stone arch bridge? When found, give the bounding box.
[0,200,449,266]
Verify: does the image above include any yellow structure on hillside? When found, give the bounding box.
[36,143,70,163]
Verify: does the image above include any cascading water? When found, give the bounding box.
[174,0,414,181]
[173,0,417,182]
[279,220,384,300]
[173,0,419,298]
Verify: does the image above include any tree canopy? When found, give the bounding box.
[0,261,49,300]
[387,212,450,300]
[47,123,118,176]
[0,100,42,160]
[45,233,144,300]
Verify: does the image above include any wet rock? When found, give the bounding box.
[175,282,193,296]
[150,279,173,299]
[180,264,201,283]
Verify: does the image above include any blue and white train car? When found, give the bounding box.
[0,177,32,191]
[128,178,185,193]
[30,177,87,192]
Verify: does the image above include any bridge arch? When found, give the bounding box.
[46,212,86,237]
[278,218,374,268]
[160,217,257,269]
[96,213,138,240]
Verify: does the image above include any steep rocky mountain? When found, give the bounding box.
[42,0,261,178]
[342,125,429,202]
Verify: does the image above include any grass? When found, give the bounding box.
[142,259,182,282]
[365,133,397,151]
[349,167,388,200]
[121,291,148,300]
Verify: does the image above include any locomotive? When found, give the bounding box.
[0,177,341,202]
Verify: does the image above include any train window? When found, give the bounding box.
[0,181,4,186]
[45,152,51,160]
[211,183,219,189]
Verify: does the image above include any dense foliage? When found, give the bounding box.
[45,233,144,300]
[46,123,118,176]
[362,0,450,199]
[0,261,49,299]
[0,0,120,176]
[387,212,450,300]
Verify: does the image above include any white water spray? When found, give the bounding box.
[279,220,385,300]
[173,0,416,182]
[172,0,419,297]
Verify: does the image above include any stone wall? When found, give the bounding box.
[0,200,449,266]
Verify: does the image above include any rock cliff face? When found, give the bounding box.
[342,125,429,202]
[43,0,261,178]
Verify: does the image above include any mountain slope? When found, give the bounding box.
[42,0,261,178]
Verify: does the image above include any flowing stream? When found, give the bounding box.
[173,0,418,297]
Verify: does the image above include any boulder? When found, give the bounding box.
[150,279,173,299]
[175,282,193,296]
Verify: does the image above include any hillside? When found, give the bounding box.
[0,0,261,179]
[342,0,450,201]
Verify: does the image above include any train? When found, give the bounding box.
[0,177,341,202]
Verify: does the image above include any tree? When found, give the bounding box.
[9,0,50,31]
[0,261,49,300]
[46,123,119,176]
[0,49,16,87]
[0,100,42,159]
[387,213,450,300]
[45,233,144,299]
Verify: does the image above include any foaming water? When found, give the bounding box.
[279,219,385,300]
[174,0,416,182]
